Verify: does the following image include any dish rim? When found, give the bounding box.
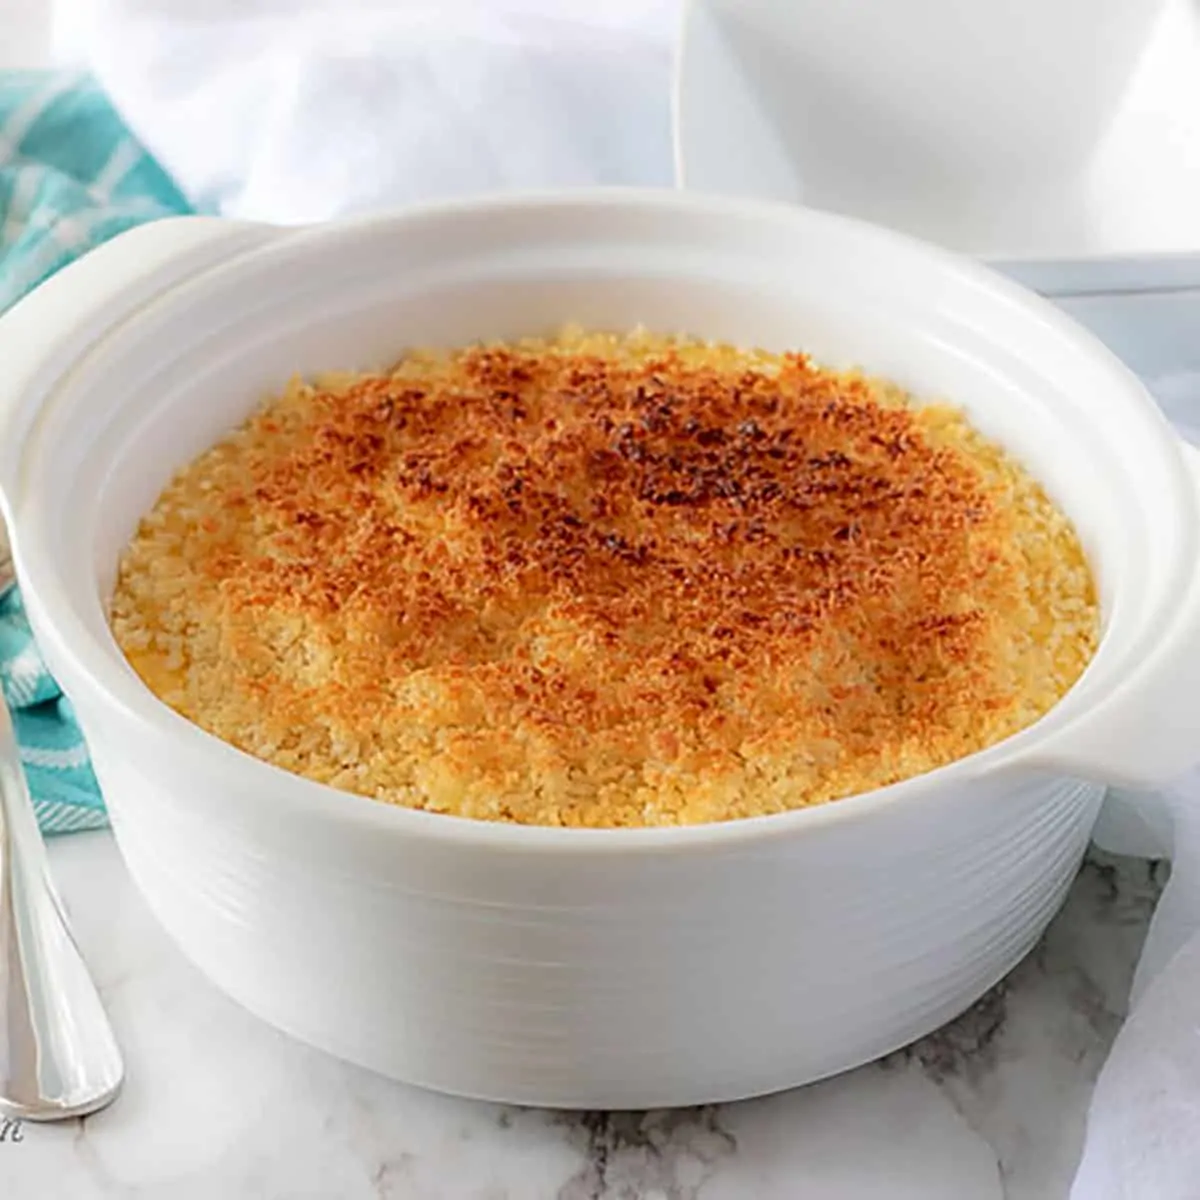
[12,188,1190,853]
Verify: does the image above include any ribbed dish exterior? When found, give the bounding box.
[87,734,1101,1108]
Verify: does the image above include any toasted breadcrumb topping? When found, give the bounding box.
[110,330,1098,827]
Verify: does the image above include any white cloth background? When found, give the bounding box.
[39,2,1200,1194]
[52,0,678,221]
[0,0,52,68]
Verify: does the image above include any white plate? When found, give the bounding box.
[675,0,1200,260]
[1000,254,1200,376]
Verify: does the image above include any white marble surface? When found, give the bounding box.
[0,833,1163,1199]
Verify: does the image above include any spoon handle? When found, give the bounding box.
[0,637,123,1120]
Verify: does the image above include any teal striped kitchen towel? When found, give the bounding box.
[0,588,108,833]
[0,69,193,833]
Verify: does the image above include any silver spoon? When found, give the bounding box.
[0,539,123,1120]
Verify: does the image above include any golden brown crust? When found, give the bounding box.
[109,331,1098,827]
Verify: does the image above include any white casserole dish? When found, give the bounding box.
[2,192,1199,1109]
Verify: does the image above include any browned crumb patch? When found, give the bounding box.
[109,330,1098,827]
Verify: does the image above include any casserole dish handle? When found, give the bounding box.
[1013,440,1200,790]
[0,216,275,505]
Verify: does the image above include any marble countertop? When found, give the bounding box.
[0,833,1163,1199]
